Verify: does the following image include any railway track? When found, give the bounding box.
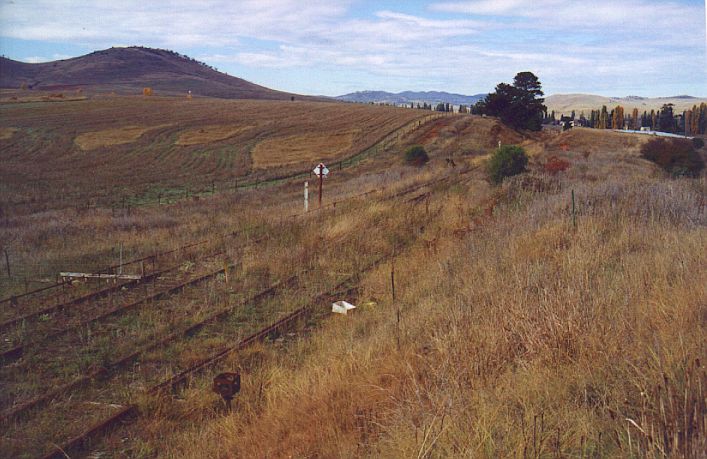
[0,112,450,313]
[1,266,308,459]
[1,166,460,365]
[39,257,382,459]
[0,249,234,364]
[0,167,476,430]
[0,272,300,423]
[0,256,243,416]
[0,222,268,322]
[1,166,467,458]
[33,179,455,459]
[0,239,211,314]
[2,167,470,369]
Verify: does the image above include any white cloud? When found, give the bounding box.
[0,0,352,46]
[20,53,73,63]
[0,1,704,96]
[431,0,702,36]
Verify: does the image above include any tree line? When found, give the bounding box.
[547,103,707,135]
[405,102,470,113]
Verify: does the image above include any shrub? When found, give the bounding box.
[692,137,704,149]
[487,145,528,184]
[640,138,704,177]
[404,145,429,166]
[544,155,571,175]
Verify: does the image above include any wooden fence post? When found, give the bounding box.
[572,189,576,229]
[3,248,10,278]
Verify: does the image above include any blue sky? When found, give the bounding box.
[1,0,705,97]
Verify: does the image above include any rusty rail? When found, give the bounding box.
[39,259,378,459]
[40,405,139,459]
[1,274,297,423]
[0,223,260,308]
[0,271,160,332]
[34,165,457,459]
[0,255,234,364]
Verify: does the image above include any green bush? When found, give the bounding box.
[487,145,528,184]
[640,138,704,177]
[692,137,704,149]
[404,145,429,166]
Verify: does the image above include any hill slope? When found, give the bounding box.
[0,46,314,100]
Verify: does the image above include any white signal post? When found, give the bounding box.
[312,162,329,208]
[304,181,309,212]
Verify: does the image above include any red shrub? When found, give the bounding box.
[544,156,571,175]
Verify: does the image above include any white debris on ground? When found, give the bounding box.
[332,300,356,315]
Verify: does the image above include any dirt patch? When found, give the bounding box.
[252,130,358,168]
[175,124,254,146]
[74,125,167,151]
[0,127,18,140]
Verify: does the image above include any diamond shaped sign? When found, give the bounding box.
[313,163,329,177]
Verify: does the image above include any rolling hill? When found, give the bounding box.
[336,90,485,106]
[0,46,316,100]
[545,93,707,116]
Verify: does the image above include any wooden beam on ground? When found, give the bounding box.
[59,272,143,281]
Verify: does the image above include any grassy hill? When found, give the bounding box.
[0,46,318,100]
[0,96,432,216]
[546,93,707,117]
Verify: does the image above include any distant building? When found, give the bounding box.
[560,116,573,131]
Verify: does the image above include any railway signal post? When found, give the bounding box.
[312,162,329,208]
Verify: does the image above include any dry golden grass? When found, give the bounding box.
[115,136,705,459]
[3,100,704,458]
[405,116,527,161]
[175,124,254,146]
[552,127,648,153]
[0,127,17,140]
[74,124,168,150]
[252,129,358,168]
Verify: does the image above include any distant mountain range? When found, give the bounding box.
[0,46,318,101]
[336,90,486,106]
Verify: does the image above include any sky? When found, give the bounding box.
[0,0,705,97]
